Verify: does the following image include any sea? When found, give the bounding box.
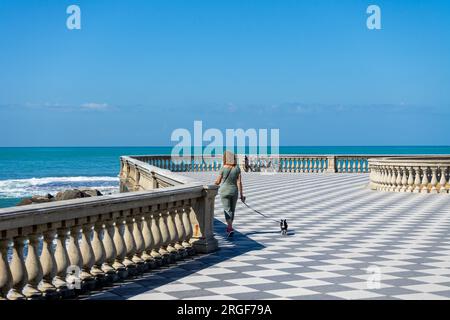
[1,146,449,209]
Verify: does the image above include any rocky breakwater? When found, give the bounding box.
[17,189,103,206]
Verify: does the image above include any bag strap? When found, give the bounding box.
[222,166,233,184]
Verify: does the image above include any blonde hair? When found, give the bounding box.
[223,151,237,166]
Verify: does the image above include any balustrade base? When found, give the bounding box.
[79,275,97,293]
[41,289,60,300]
[191,237,219,254]
[57,286,75,299]
[7,289,27,300]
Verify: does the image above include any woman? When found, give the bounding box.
[215,151,245,237]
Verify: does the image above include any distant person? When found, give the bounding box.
[244,155,249,172]
[215,151,245,237]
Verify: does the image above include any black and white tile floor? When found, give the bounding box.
[89,172,450,300]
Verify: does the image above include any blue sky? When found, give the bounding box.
[0,0,449,146]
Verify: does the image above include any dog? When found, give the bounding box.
[280,219,288,235]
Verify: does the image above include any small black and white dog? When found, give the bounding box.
[280,219,288,235]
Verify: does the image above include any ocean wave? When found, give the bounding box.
[0,176,120,199]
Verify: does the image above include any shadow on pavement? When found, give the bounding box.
[87,219,265,300]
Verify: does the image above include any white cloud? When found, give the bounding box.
[80,102,109,110]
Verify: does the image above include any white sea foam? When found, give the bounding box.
[0,176,120,198]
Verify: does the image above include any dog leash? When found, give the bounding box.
[242,201,280,223]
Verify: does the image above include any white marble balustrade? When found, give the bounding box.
[369,157,450,194]
[0,158,218,300]
[131,154,375,174]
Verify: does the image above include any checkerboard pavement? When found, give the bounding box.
[89,172,450,300]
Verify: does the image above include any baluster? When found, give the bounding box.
[421,166,430,193]
[158,207,172,263]
[294,158,299,173]
[385,166,392,191]
[140,210,156,269]
[23,233,43,299]
[378,167,384,190]
[430,167,438,193]
[369,166,377,189]
[39,229,58,298]
[389,167,396,191]
[413,166,422,193]
[91,222,106,284]
[353,159,357,173]
[400,167,408,192]
[312,158,317,172]
[407,167,415,192]
[389,167,397,191]
[384,167,391,191]
[102,220,118,282]
[378,166,383,186]
[439,167,448,194]
[67,225,83,292]
[357,159,361,173]
[54,228,70,297]
[174,205,188,258]
[112,218,127,279]
[122,216,138,275]
[0,239,12,300]
[8,236,27,300]
[80,223,96,290]
[395,167,402,192]
[166,206,181,260]
[131,213,146,273]
[182,202,195,255]
[149,207,165,265]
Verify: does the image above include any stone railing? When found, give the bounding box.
[0,157,218,300]
[369,157,450,194]
[132,154,378,173]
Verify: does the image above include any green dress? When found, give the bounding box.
[219,166,241,222]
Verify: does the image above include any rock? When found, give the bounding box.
[17,189,102,206]
[81,189,103,197]
[16,193,54,206]
[31,194,54,203]
[55,189,86,201]
[16,198,33,206]
[55,188,103,201]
